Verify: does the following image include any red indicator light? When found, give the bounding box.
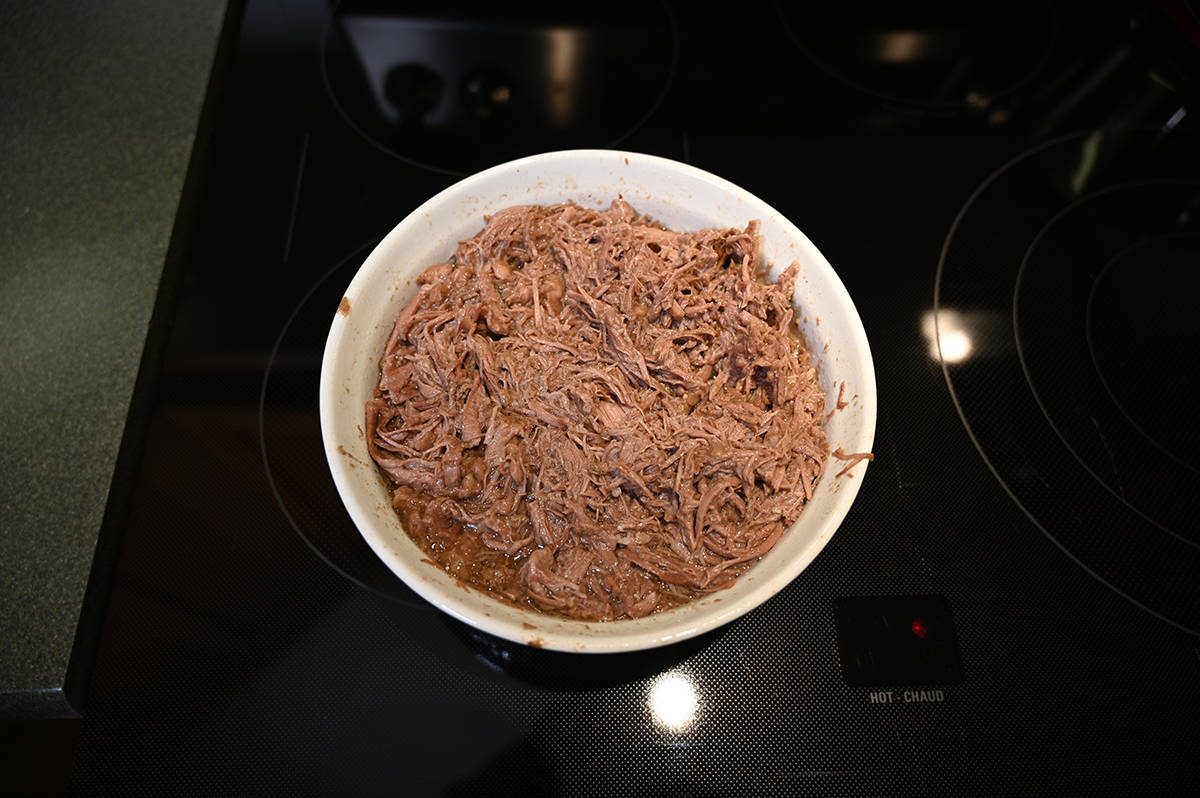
[911,618,930,639]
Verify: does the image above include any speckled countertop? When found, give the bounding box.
[1,0,228,718]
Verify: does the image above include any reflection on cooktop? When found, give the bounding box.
[437,615,723,694]
[322,0,677,174]
[776,0,1058,114]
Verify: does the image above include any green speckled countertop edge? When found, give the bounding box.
[0,0,228,718]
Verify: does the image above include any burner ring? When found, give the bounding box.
[775,0,1057,113]
[1012,179,1200,548]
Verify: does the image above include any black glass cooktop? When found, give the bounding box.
[69,1,1200,794]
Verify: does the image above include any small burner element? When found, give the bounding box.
[322,0,677,175]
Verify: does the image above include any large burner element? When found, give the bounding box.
[936,128,1200,636]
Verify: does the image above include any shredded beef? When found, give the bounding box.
[366,200,828,621]
[832,448,875,478]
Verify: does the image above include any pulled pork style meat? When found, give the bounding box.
[366,200,828,621]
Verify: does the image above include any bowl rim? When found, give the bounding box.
[319,148,877,652]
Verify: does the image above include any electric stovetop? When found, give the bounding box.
[68,1,1200,794]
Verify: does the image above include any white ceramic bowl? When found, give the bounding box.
[320,150,876,652]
